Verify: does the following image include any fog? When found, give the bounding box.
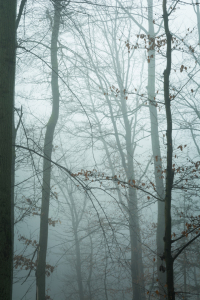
[7,0,200,300]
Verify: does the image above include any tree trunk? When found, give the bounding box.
[163,1,174,299]
[147,0,166,298]
[74,231,84,300]
[70,194,84,300]
[128,187,141,299]
[36,2,61,299]
[0,1,16,299]
[123,108,144,300]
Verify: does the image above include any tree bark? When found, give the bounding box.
[147,0,166,298]
[0,0,16,299]
[36,2,61,299]
[163,1,174,299]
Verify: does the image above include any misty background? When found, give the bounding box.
[12,0,200,299]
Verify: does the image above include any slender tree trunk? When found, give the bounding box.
[70,196,84,300]
[128,187,141,299]
[0,1,16,299]
[87,235,93,300]
[163,1,174,299]
[123,110,144,300]
[74,230,84,300]
[36,2,61,299]
[183,196,187,298]
[122,99,145,300]
[194,265,199,300]
[147,0,166,298]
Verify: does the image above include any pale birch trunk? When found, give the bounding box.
[147,0,166,298]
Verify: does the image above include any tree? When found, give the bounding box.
[112,1,166,297]
[162,0,174,298]
[162,1,200,299]
[36,1,63,299]
[0,1,17,299]
[146,2,166,297]
[62,7,148,298]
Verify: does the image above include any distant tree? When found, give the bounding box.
[36,1,63,299]
[62,7,148,298]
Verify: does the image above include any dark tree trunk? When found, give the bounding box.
[163,1,174,299]
[0,0,16,299]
